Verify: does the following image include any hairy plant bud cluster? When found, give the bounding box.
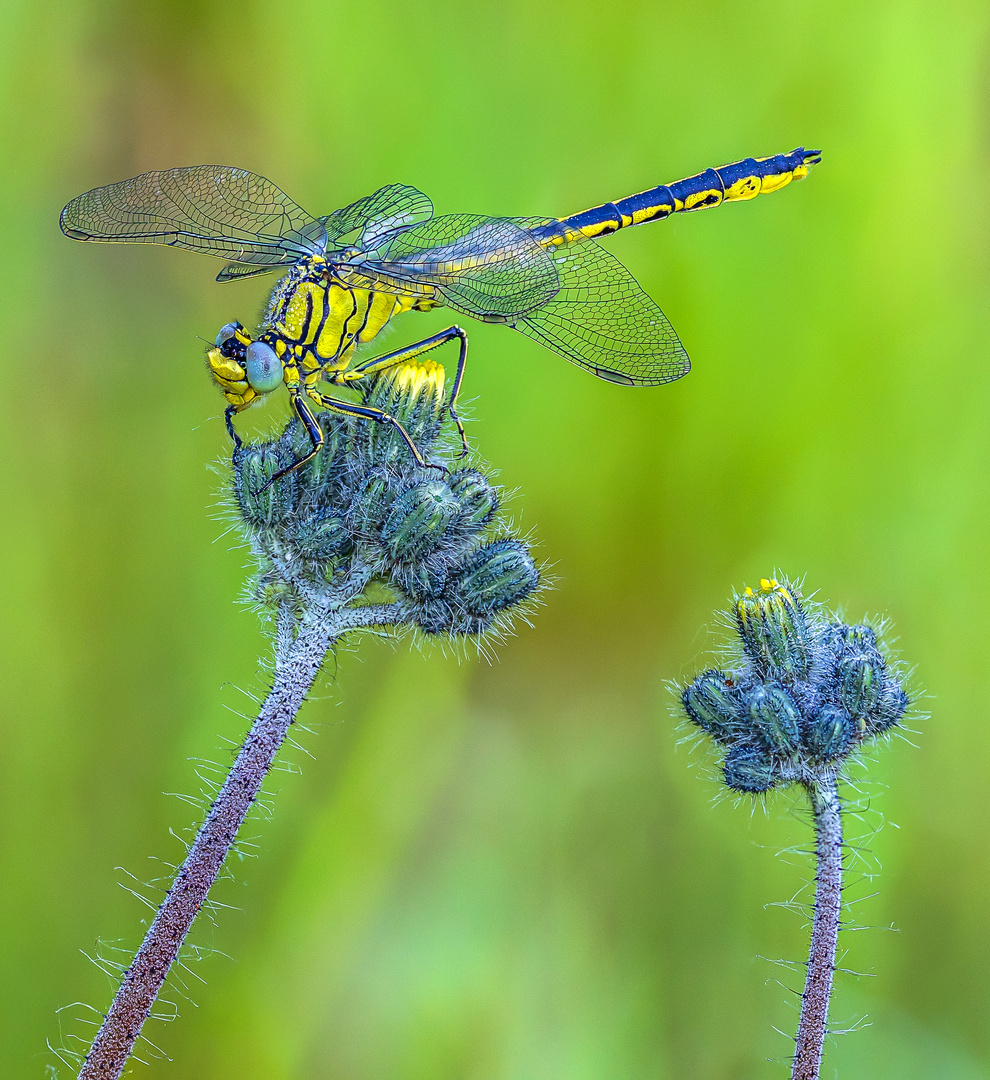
[231,360,540,637]
[680,578,909,793]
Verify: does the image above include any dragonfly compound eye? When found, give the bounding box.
[215,322,242,347]
[245,341,284,393]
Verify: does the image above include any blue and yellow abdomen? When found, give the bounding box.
[535,147,821,246]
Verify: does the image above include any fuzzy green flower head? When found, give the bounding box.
[680,576,910,793]
[230,359,541,638]
[735,577,811,680]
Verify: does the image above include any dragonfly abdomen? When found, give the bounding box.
[541,147,821,244]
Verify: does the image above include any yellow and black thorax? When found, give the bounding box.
[208,256,437,409]
[263,256,416,370]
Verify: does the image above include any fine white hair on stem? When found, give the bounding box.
[68,361,544,1079]
[675,575,916,1080]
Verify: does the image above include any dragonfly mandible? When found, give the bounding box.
[60,148,820,487]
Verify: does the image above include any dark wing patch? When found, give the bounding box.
[59,166,324,271]
[508,219,690,386]
[215,262,284,282]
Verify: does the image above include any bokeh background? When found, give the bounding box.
[1,1,988,1076]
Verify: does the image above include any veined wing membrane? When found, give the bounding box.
[342,213,688,385]
[323,184,434,247]
[219,183,435,282]
[507,219,690,386]
[348,214,560,318]
[59,166,326,272]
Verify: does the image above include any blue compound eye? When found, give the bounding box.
[244,341,283,393]
[215,322,242,348]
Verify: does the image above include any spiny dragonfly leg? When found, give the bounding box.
[443,328,470,457]
[253,393,326,494]
[224,404,243,447]
[312,390,446,477]
[342,326,470,456]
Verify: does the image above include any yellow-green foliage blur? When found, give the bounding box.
[1,1,988,1077]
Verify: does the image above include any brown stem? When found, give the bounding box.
[77,613,335,1079]
[791,771,842,1080]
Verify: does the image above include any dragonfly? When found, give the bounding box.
[60,147,820,487]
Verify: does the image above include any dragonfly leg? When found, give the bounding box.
[254,392,325,494]
[440,329,470,457]
[224,404,243,447]
[310,389,445,477]
[334,326,470,456]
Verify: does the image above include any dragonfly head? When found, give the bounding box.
[209,322,284,399]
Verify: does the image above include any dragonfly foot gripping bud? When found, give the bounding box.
[229,360,541,640]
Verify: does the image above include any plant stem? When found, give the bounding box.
[791,770,842,1080]
[75,603,377,1080]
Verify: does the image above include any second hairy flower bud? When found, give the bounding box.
[681,576,909,793]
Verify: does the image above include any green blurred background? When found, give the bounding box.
[1,0,988,1076]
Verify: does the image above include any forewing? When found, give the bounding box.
[508,221,690,386]
[59,166,324,271]
[322,184,434,247]
[352,214,559,318]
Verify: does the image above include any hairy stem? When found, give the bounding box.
[77,610,338,1080]
[791,771,842,1080]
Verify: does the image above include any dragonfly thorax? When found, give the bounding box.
[207,254,440,414]
[256,254,432,379]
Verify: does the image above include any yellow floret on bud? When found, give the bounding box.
[389,358,445,407]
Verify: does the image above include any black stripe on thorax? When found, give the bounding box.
[339,287,360,343]
[352,289,375,341]
[303,288,315,342]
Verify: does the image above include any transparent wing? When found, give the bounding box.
[506,219,690,386]
[346,214,560,317]
[323,184,434,247]
[59,166,326,272]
